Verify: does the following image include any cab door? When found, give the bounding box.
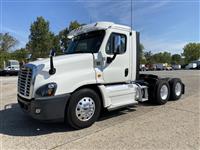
[101,30,131,83]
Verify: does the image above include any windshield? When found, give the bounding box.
[65,30,105,54]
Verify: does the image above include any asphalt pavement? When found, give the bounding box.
[0,70,199,150]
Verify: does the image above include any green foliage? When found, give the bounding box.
[144,51,172,64]
[12,48,29,62]
[152,52,171,64]
[139,44,144,59]
[144,51,154,64]
[0,49,29,68]
[139,44,146,64]
[26,18,83,58]
[51,33,62,55]
[171,54,182,64]
[69,21,81,32]
[58,28,69,51]
[0,33,18,51]
[0,19,84,64]
[0,51,11,68]
[183,43,200,63]
[27,16,54,59]
[58,20,81,51]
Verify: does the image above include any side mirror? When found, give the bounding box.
[113,36,122,54]
[106,36,121,64]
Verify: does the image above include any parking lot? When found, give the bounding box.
[0,70,199,150]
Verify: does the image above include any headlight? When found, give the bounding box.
[36,83,57,97]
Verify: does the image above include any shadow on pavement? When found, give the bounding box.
[0,103,136,137]
[0,103,71,136]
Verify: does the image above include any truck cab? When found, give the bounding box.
[18,22,185,129]
[2,60,20,76]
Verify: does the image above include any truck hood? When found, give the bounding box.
[30,54,95,73]
[31,54,90,66]
[27,53,97,96]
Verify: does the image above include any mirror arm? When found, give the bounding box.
[49,56,56,75]
[49,50,56,75]
[106,53,117,64]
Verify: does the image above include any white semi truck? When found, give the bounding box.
[0,60,20,76]
[18,22,185,129]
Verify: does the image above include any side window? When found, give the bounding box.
[106,33,126,55]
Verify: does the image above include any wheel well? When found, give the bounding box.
[72,84,104,108]
[64,84,104,121]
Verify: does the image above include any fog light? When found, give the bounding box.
[35,108,41,114]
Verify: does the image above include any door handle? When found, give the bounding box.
[125,68,129,77]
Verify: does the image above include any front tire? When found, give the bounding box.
[65,88,101,129]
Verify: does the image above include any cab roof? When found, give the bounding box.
[68,22,132,38]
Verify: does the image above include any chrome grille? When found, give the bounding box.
[18,66,33,98]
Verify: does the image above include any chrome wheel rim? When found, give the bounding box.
[75,97,95,121]
[160,85,168,100]
[175,82,182,96]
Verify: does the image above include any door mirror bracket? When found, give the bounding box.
[106,52,118,64]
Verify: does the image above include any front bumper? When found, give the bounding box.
[18,94,70,122]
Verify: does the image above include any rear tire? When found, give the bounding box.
[155,80,170,105]
[169,78,183,100]
[65,88,101,129]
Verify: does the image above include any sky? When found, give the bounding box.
[1,0,200,54]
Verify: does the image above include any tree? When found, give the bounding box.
[58,28,69,51]
[69,21,81,32]
[171,54,181,64]
[183,43,200,63]
[152,53,161,63]
[144,51,154,64]
[51,33,62,55]
[139,44,146,64]
[0,51,11,68]
[27,16,54,59]
[59,21,81,51]
[162,52,171,64]
[0,33,18,51]
[152,52,171,64]
[12,48,29,62]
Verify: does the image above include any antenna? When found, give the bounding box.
[130,0,133,35]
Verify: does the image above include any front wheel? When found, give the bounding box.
[65,88,101,129]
